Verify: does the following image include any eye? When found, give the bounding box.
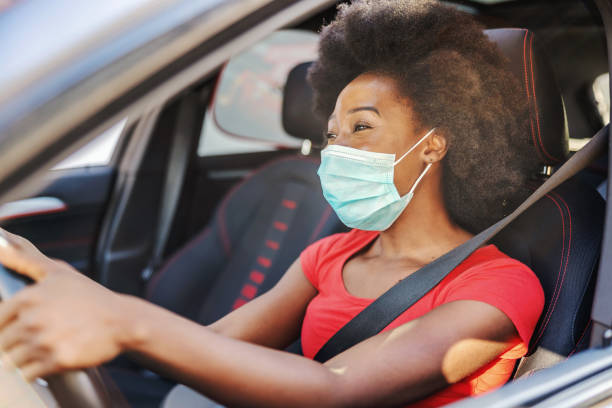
[325,131,337,140]
[353,122,371,132]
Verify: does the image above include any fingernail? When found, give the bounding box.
[0,234,9,248]
[35,378,48,387]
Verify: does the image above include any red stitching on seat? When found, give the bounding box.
[522,30,543,162]
[257,256,271,268]
[568,320,591,357]
[282,199,297,209]
[265,240,280,250]
[37,237,92,250]
[532,192,572,345]
[241,284,258,299]
[531,194,564,343]
[548,190,573,310]
[274,221,288,231]
[215,155,320,255]
[522,32,545,162]
[529,32,560,163]
[250,270,265,284]
[232,298,248,310]
[217,216,232,256]
[308,206,333,243]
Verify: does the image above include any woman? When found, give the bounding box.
[0,1,544,407]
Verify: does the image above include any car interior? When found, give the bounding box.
[0,0,609,407]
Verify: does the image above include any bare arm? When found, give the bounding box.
[111,297,517,408]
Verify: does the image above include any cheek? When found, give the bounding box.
[359,127,398,154]
[393,160,422,196]
[344,134,377,151]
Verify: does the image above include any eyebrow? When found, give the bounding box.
[328,106,381,121]
[348,106,380,116]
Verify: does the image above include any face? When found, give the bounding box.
[326,73,442,196]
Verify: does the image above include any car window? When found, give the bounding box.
[52,118,127,170]
[593,72,610,125]
[198,29,318,157]
[569,73,609,152]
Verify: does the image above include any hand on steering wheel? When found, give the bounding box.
[0,228,131,407]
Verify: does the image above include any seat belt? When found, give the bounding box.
[314,124,609,363]
[141,94,197,282]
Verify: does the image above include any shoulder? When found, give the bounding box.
[448,245,539,283]
[446,245,544,301]
[437,245,545,345]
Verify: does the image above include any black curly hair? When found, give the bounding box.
[308,0,540,232]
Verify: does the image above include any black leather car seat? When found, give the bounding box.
[482,29,605,375]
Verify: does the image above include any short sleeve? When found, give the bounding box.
[439,259,545,346]
[299,234,342,290]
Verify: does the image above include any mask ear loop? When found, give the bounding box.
[393,128,437,166]
[407,162,433,196]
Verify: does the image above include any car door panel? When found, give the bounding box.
[0,166,116,277]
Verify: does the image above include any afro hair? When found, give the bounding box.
[308,0,540,232]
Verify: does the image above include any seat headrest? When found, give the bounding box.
[282,62,328,146]
[484,28,569,165]
[281,28,568,164]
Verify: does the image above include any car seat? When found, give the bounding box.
[482,28,605,376]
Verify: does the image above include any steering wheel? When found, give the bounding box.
[0,264,115,408]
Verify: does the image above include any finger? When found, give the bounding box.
[0,298,21,329]
[0,228,34,250]
[0,318,28,350]
[0,227,21,243]
[0,229,47,281]
[3,343,36,369]
[0,228,10,248]
[0,285,42,327]
[19,360,51,382]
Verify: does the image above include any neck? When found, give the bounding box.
[373,167,473,262]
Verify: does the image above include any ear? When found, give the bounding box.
[420,130,448,163]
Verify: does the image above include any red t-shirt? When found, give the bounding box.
[300,229,544,407]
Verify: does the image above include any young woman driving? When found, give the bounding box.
[0,1,544,407]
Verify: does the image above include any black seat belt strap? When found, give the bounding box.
[314,124,609,363]
[141,94,197,281]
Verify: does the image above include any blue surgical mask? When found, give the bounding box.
[318,128,435,231]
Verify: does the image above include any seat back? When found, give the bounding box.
[485,28,604,372]
[493,179,604,361]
